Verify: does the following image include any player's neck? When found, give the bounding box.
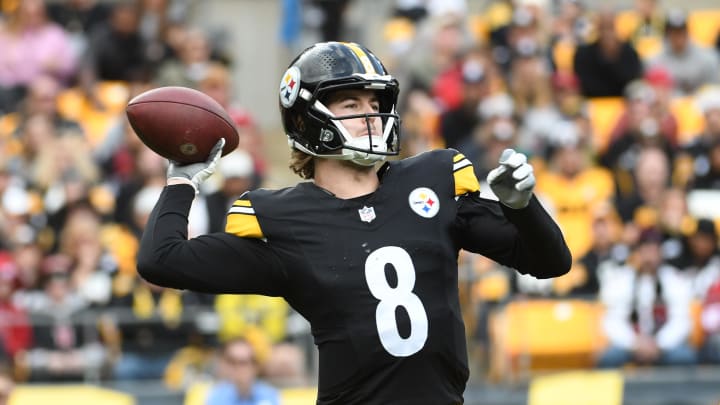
[313,159,379,199]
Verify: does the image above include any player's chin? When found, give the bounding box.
[341,155,384,170]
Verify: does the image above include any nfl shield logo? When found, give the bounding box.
[358,206,376,223]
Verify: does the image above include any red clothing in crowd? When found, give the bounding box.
[0,302,33,357]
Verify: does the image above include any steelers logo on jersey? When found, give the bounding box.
[279,66,301,108]
[408,187,440,218]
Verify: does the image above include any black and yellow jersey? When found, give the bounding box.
[137,149,571,405]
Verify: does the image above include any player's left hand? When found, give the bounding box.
[167,138,225,193]
[487,148,535,209]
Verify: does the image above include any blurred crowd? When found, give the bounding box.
[0,0,299,392]
[383,0,720,373]
[0,0,720,397]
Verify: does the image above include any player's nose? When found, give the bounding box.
[362,117,380,136]
[360,101,376,114]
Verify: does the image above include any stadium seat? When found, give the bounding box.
[614,10,639,40]
[585,97,625,152]
[528,370,624,405]
[687,9,720,48]
[56,88,86,120]
[615,9,720,48]
[489,300,607,379]
[634,35,663,60]
[383,17,415,42]
[382,17,416,57]
[670,96,705,144]
[96,81,131,113]
[9,385,135,405]
[473,270,510,302]
[0,113,22,160]
[183,383,317,405]
[183,381,210,405]
[0,112,19,138]
[468,14,490,44]
[80,109,119,148]
[280,387,318,405]
[551,40,576,73]
[57,81,129,119]
[56,81,129,147]
[689,299,705,349]
[484,0,513,32]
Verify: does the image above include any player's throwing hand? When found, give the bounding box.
[487,148,536,209]
[167,138,225,193]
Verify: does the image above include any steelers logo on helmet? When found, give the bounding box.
[408,187,440,218]
[279,66,301,108]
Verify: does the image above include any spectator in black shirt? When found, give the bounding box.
[573,9,643,97]
[83,2,148,82]
[439,58,490,151]
[46,0,111,38]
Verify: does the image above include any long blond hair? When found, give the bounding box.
[289,148,315,179]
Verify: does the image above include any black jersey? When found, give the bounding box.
[137,149,571,405]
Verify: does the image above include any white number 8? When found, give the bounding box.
[364,246,428,357]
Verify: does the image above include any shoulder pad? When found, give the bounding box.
[395,149,480,196]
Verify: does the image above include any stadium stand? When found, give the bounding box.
[1,0,720,404]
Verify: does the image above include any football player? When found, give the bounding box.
[137,42,571,404]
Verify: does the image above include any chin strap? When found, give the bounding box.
[288,137,387,166]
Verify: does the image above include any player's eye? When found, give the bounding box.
[339,100,357,110]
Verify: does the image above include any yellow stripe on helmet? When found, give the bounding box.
[343,42,376,74]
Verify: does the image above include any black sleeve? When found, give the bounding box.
[454,193,572,279]
[136,184,288,296]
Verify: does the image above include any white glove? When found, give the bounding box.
[487,148,535,209]
[167,138,225,193]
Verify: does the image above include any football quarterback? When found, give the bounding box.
[138,41,571,405]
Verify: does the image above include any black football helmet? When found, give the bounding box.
[279,42,400,166]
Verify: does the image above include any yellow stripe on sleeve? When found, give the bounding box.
[225,199,264,238]
[226,213,264,239]
[454,166,480,196]
[453,153,480,196]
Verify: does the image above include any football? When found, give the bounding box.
[126,86,239,164]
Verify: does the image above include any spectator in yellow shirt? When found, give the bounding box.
[535,122,615,258]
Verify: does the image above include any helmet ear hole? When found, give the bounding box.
[319,129,334,143]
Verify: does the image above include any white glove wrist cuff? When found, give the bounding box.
[167,177,198,192]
